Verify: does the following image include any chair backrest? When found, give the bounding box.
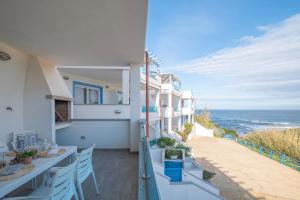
[50,161,77,200]
[76,145,95,182]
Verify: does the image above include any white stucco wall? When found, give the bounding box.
[56,120,130,149]
[23,57,54,142]
[0,41,28,143]
[193,122,214,137]
[129,66,140,152]
[73,104,130,119]
[58,71,121,104]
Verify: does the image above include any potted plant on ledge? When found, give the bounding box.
[164,148,185,160]
[20,150,35,164]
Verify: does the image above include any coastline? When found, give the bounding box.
[195,109,300,135]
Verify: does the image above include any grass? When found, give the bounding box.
[243,128,300,160]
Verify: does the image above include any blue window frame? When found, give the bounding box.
[73,81,103,104]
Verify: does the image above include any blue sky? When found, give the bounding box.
[146,0,300,110]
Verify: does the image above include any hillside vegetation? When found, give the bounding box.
[195,108,239,138]
[244,128,300,160]
[176,123,193,142]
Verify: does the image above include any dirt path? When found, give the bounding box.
[188,137,300,200]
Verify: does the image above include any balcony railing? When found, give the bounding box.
[139,121,160,200]
[174,107,180,112]
[140,67,158,80]
[142,106,158,113]
[172,84,181,92]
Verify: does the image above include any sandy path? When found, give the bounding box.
[188,137,300,200]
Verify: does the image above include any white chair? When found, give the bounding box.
[45,145,100,200]
[4,161,79,200]
[75,145,100,200]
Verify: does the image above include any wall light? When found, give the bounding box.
[0,51,11,61]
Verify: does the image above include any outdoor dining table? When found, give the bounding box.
[0,146,77,198]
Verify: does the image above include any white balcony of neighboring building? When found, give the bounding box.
[160,73,182,96]
[161,93,182,118]
[182,90,195,116]
[140,88,161,122]
[140,67,161,89]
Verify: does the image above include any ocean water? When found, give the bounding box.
[195,110,300,135]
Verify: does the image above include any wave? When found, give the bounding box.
[249,120,290,126]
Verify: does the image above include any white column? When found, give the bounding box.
[178,117,182,131]
[188,114,191,124]
[129,66,140,152]
[122,69,130,104]
[168,117,172,133]
[168,93,172,114]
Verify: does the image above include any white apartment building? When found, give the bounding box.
[160,73,182,133]
[182,90,196,126]
[140,60,162,141]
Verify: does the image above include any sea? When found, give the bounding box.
[195,110,300,135]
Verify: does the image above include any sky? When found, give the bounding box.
[146,0,300,110]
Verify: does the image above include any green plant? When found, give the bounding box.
[20,150,35,158]
[175,143,191,156]
[157,137,176,148]
[195,107,215,129]
[223,128,239,138]
[177,123,193,142]
[165,148,183,159]
[203,170,216,181]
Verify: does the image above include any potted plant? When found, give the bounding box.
[165,148,183,160]
[20,150,35,164]
[157,137,176,148]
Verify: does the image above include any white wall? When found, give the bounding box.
[23,57,54,142]
[0,41,28,143]
[73,104,130,119]
[129,66,140,152]
[192,122,214,137]
[59,71,122,104]
[56,120,130,149]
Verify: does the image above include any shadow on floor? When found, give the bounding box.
[195,156,265,200]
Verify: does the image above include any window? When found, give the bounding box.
[73,81,103,105]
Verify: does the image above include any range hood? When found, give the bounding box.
[35,57,72,101]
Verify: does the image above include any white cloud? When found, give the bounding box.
[167,13,300,109]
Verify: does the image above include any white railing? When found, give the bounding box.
[155,172,222,200]
[182,107,194,115]
[73,104,130,119]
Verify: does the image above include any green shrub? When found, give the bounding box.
[203,170,216,181]
[175,143,191,156]
[177,123,193,142]
[157,137,176,148]
[165,148,183,159]
[223,128,239,138]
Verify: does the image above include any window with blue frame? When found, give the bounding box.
[73,81,103,105]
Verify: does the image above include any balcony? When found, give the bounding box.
[172,84,181,92]
[140,67,158,80]
[139,121,223,200]
[182,107,194,115]
[73,104,130,120]
[161,84,181,96]
[140,69,161,89]
[141,106,158,113]
[140,106,160,121]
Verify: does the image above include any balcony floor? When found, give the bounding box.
[6,150,138,200]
